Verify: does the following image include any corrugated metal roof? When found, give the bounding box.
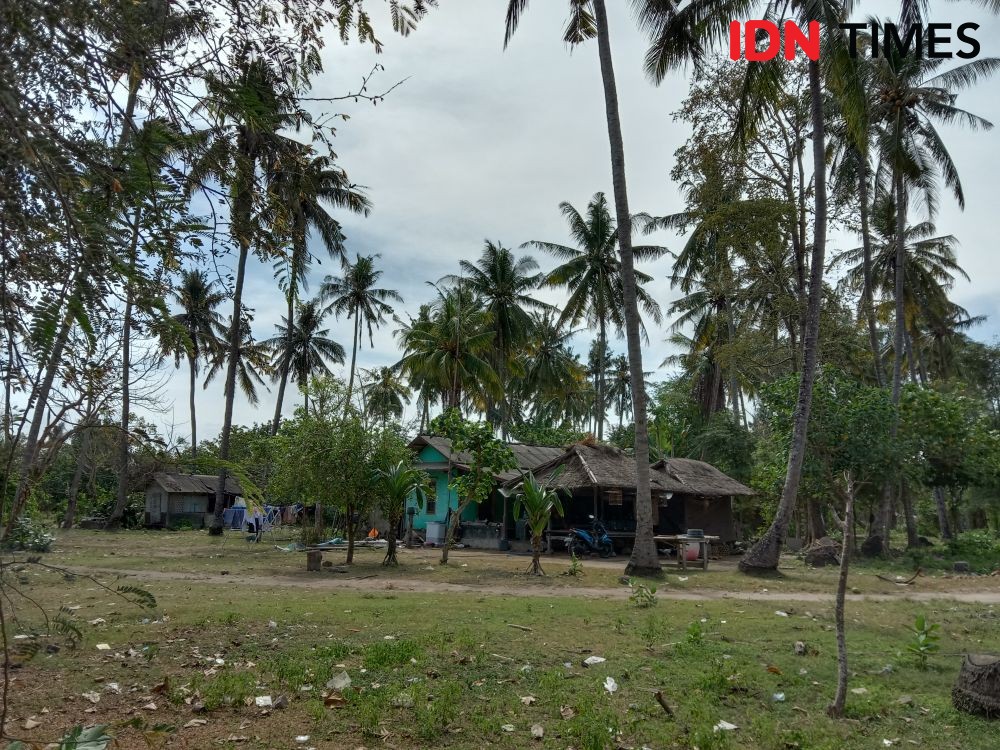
[150,472,243,496]
[408,435,565,481]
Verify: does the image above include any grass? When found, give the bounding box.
[4,530,1000,749]
[44,529,1000,595]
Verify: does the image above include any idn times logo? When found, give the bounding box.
[729,20,982,61]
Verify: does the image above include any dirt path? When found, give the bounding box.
[67,565,1000,604]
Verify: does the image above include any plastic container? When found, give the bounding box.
[425,521,444,545]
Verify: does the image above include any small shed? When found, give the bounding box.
[144,472,243,529]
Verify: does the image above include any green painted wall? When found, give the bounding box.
[405,444,477,529]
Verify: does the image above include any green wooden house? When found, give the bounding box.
[406,435,564,548]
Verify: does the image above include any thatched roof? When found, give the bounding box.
[651,458,754,497]
[409,435,565,482]
[507,443,754,498]
[149,472,243,496]
[522,443,673,492]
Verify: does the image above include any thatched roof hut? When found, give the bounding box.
[508,442,753,546]
[527,442,674,493]
[651,458,754,497]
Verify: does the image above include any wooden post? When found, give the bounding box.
[306,550,322,571]
[501,492,509,544]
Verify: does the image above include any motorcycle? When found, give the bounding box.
[567,515,614,558]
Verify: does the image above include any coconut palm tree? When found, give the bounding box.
[268,148,371,435]
[865,37,996,549]
[203,317,274,408]
[507,0,680,573]
[395,287,500,415]
[521,311,588,423]
[190,56,298,534]
[321,254,403,406]
[525,193,666,441]
[503,471,565,576]
[374,460,432,566]
[264,299,345,415]
[634,0,868,571]
[160,269,226,457]
[364,366,412,424]
[443,241,548,432]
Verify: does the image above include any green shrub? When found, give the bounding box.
[4,517,54,552]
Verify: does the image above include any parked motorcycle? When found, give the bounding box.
[567,515,614,558]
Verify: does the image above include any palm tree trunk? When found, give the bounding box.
[346,313,360,406]
[271,292,295,435]
[590,0,660,576]
[870,165,908,554]
[740,59,828,573]
[212,240,250,535]
[827,475,855,718]
[858,163,883,386]
[108,212,142,529]
[530,533,543,576]
[188,355,198,457]
[904,329,918,383]
[597,316,606,440]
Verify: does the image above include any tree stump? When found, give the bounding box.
[803,537,840,567]
[952,654,1000,718]
[306,550,322,572]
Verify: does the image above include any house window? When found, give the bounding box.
[425,495,437,515]
[606,489,623,506]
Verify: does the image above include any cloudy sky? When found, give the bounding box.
[145,1,1000,442]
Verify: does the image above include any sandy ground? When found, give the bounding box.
[65,563,1000,603]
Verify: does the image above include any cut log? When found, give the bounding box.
[952,653,1000,718]
[306,550,322,572]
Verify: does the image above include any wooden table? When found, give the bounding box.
[653,535,720,571]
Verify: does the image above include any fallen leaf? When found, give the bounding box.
[142,702,157,711]
[182,719,207,729]
[152,677,169,694]
[22,718,41,730]
[560,706,576,720]
[324,693,347,708]
[767,665,783,675]
[520,695,537,706]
